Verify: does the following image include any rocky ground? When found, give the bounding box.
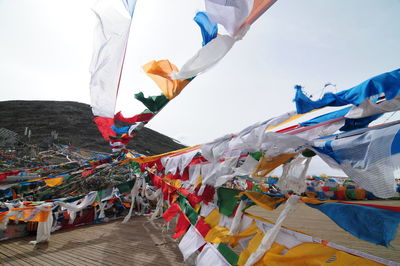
[0,100,186,155]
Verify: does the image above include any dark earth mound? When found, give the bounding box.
[0,100,186,155]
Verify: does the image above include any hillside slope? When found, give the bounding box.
[0,101,186,154]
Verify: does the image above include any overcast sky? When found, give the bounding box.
[1,0,400,175]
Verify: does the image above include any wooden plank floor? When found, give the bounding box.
[1,201,399,265]
[0,217,185,266]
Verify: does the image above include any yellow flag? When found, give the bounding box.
[204,208,221,228]
[238,230,265,266]
[45,176,63,187]
[241,191,286,211]
[205,226,230,243]
[253,153,296,177]
[261,242,383,266]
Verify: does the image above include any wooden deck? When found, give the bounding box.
[1,201,399,265]
[0,217,185,266]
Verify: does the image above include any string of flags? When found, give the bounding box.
[89,0,278,152]
[1,126,399,264]
[4,70,399,264]
[2,0,400,265]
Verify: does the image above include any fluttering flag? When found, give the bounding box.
[97,0,278,147]
[256,242,382,266]
[171,0,278,80]
[111,125,131,135]
[177,194,199,225]
[339,113,383,131]
[194,12,218,46]
[134,92,169,113]
[204,225,231,244]
[8,207,52,223]
[276,155,311,194]
[195,217,212,237]
[112,12,218,149]
[143,60,190,100]
[298,106,383,132]
[93,117,117,141]
[294,68,400,114]
[114,110,155,123]
[121,0,136,16]
[174,212,191,239]
[300,107,350,127]
[179,226,206,261]
[170,35,237,80]
[162,202,181,222]
[312,122,400,198]
[162,200,196,239]
[216,243,239,266]
[196,243,231,266]
[306,202,400,246]
[241,191,286,211]
[217,187,242,216]
[253,153,297,177]
[90,0,137,143]
[205,0,254,36]
[238,230,264,265]
[90,0,137,118]
[244,0,278,25]
[345,95,400,119]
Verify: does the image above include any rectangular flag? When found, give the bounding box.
[90,0,136,118]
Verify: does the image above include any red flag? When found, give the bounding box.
[114,111,154,123]
[195,218,211,238]
[93,117,116,141]
[173,212,190,239]
[162,202,181,222]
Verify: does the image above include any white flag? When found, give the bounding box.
[90,0,136,118]
[178,226,206,261]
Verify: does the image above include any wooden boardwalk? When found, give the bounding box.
[0,217,185,266]
[1,201,399,265]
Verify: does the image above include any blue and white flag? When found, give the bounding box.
[294,68,400,115]
[312,122,400,198]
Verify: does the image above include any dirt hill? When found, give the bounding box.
[0,100,186,155]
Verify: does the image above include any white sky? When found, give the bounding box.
[1,0,400,175]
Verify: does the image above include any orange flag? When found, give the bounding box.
[143,60,190,99]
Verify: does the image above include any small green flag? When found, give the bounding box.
[217,243,239,265]
[134,92,169,113]
[217,187,242,216]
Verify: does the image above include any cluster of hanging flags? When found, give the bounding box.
[84,1,400,260]
[90,0,278,151]
[2,137,399,264]
[0,152,126,200]
[0,175,137,244]
[3,0,400,265]
[1,97,400,263]
[112,96,400,264]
